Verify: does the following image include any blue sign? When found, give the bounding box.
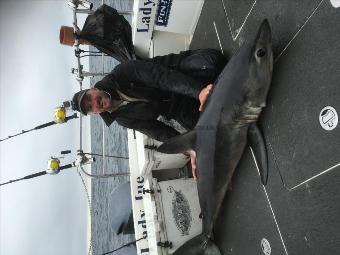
[155,0,173,27]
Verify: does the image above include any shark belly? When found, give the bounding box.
[198,123,249,237]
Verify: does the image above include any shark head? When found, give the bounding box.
[244,19,273,109]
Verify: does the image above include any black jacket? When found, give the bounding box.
[95,49,227,141]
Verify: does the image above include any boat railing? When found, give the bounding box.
[97,7,133,175]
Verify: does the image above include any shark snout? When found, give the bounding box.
[257,19,272,44]
[255,19,273,73]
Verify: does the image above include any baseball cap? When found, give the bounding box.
[72,89,89,115]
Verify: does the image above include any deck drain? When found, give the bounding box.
[261,238,271,255]
[319,106,338,131]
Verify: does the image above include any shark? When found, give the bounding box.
[157,19,274,255]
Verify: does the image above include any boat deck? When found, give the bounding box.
[190,0,340,254]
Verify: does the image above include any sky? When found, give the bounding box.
[0,1,92,254]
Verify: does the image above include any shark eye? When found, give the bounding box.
[256,48,266,58]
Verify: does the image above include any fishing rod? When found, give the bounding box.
[0,150,130,187]
[0,112,78,143]
[1,2,94,143]
[62,149,129,165]
[1,4,95,142]
[0,158,73,187]
[61,150,129,160]
[0,149,93,187]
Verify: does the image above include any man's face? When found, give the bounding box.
[82,88,112,114]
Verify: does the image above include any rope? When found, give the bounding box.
[76,167,94,255]
[101,237,144,255]
[79,165,130,178]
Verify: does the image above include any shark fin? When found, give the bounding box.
[157,131,196,154]
[248,123,268,185]
[174,234,221,255]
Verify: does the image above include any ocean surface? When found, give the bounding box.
[88,1,134,254]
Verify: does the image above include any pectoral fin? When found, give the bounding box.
[157,131,196,154]
[248,123,268,185]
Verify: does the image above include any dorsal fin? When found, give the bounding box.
[157,131,196,154]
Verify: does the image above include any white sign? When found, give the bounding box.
[319,106,338,131]
[158,179,202,253]
[132,0,158,57]
[261,238,271,255]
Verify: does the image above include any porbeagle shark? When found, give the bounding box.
[157,20,273,255]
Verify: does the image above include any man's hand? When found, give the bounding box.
[190,151,198,180]
[199,84,213,111]
[184,150,198,180]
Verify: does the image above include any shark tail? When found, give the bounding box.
[174,234,221,255]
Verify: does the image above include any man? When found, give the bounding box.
[72,49,226,142]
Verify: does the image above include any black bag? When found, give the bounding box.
[79,4,135,62]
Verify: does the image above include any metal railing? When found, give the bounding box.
[67,0,132,155]
[67,2,133,255]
